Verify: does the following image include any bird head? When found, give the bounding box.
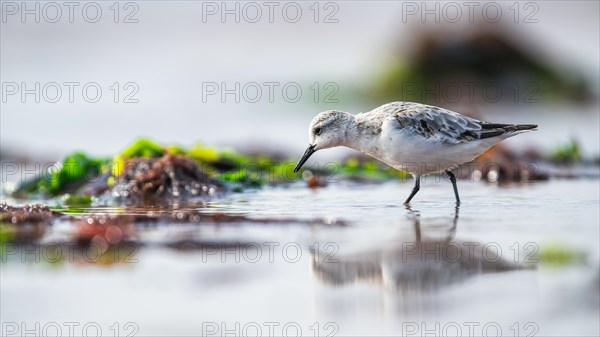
[293,110,353,172]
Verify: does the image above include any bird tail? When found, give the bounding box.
[515,124,538,131]
[478,123,538,139]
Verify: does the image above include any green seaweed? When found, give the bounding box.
[270,162,302,183]
[0,224,15,243]
[119,138,164,159]
[165,145,187,156]
[111,138,165,177]
[187,144,220,163]
[13,138,415,198]
[338,157,409,181]
[552,140,581,163]
[221,169,264,189]
[13,152,108,197]
[62,194,93,207]
[537,243,586,266]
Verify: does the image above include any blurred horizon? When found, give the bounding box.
[1,1,599,161]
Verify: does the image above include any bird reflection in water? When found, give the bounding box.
[311,206,534,293]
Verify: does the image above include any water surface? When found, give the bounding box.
[1,179,599,336]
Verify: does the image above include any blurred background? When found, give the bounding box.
[1,1,599,336]
[1,1,598,160]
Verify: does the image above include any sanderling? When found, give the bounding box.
[293,102,537,204]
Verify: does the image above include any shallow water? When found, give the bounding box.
[1,179,599,336]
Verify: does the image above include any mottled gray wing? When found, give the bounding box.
[392,103,481,144]
[387,103,535,144]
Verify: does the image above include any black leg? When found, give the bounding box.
[445,170,461,204]
[404,176,420,205]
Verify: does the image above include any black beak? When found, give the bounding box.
[294,144,316,173]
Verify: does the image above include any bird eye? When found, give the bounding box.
[314,127,322,136]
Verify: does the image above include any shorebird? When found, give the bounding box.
[293,102,537,204]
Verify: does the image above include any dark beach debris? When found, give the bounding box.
[373,28,593,104]
[76,172,112,198]
[67,209,347,247]
[112,139,305,192]
[0,203,56,243]
[459,144,550,183]
[306,174,326,188]
[0,210,347,265]
[0,202,349,255]
[111,154,224,203]
[70,209,347,228]
[324,147,549,184]
[74,215,136,247]
[2,213,139,265]
[163,209,347,227]
[0,203,55,224]
[10,138,310,201]
[1,201,346,231]
[299,170,328,189]
[73,212,346,263]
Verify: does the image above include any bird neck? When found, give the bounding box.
[341,114,377,153]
